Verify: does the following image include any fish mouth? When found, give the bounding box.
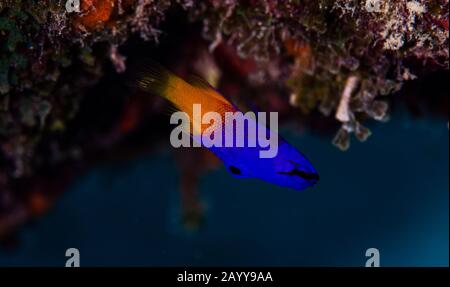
[277,169,320,183]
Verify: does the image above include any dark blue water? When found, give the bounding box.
[0,113,448,266]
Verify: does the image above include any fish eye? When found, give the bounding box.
[229,165,242,175]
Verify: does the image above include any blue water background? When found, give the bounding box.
[0,112,448,266]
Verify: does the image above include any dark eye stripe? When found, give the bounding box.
[278,169,319,181]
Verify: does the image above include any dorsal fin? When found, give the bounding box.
[186,74,216,90]
[186,75,232,106]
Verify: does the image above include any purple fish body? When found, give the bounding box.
[196,113,319,191]
[134,62,319,191]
